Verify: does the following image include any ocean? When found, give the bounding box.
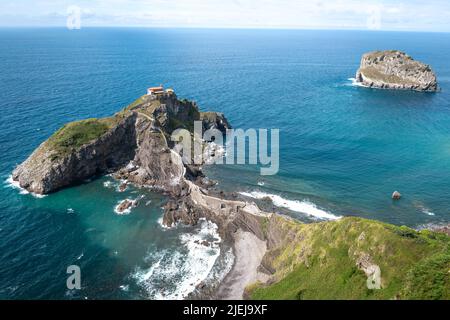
[1,28,450,299]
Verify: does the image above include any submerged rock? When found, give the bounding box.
[355,50,438,92]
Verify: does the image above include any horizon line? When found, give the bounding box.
[1,25,450,34]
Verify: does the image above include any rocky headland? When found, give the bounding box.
[12,92,449,300]
[355,50,438,91]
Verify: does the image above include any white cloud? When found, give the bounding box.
[0,0,449,32]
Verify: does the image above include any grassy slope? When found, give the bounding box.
[44,96,148,157]
[47,118,111,155]
[250,217,449,300]
[43,94,203,157]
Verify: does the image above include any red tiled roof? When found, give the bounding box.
[148,86,164,92]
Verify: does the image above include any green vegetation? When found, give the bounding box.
[47,118,113,155]
[261,217,270,238]
[44,95,151,157]
[44,94,200,158]
[249,217,449,300]
[401,252,450,299]
[168,116,190,132]
[125,96,145,110]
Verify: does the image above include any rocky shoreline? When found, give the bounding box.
[12,92,276,299]
[12,92,450,300]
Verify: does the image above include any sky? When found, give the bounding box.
[1,0,450,32]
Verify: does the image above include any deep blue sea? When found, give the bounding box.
[1,28,450,299]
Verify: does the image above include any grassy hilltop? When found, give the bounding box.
[248,216,449,300]
[44,94,200,157]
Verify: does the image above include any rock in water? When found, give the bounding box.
[392,191,402,200]
[355,50,438,92]
[118,182,128,192]
[116,199,135,214]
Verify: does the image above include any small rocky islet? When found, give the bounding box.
[11,87,449,299]
[355,50,438,92]
[115,199,137,214]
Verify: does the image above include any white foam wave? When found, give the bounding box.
[347,77,368,88]
[5,175,47,198]
[203,246,234,285]
[114,198,137,215]
[103,181,114,188]
[421,207,435,216]
[133,219,222,300]
[157,216,177,230]
[413,202,436,216]
[119,285,129,292]
[116,180,128,192]
[239,191,340,220]
[33,193,46,199]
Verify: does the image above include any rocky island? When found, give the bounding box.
[12,91,449,300]
[355,50,438,91]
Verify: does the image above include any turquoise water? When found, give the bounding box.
[1,28,450,299]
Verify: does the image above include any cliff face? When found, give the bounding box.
[12,94,229,195]
[355,50,438,92]
[12,114,138,194]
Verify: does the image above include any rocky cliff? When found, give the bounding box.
[12,94,229,195]
[12,114,138,194]
[355,50,438,91]
[12,92,449,300]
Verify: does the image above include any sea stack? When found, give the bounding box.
[355,50,438,92]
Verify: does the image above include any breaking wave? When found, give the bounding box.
[419,206,435,216]
[240,191,340,220]
[5,175,46,198]
[103,181,114,188]
[114,199,135,215]
[347,77,368,88]
[157,215,178,230]
[132,219,227,300]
